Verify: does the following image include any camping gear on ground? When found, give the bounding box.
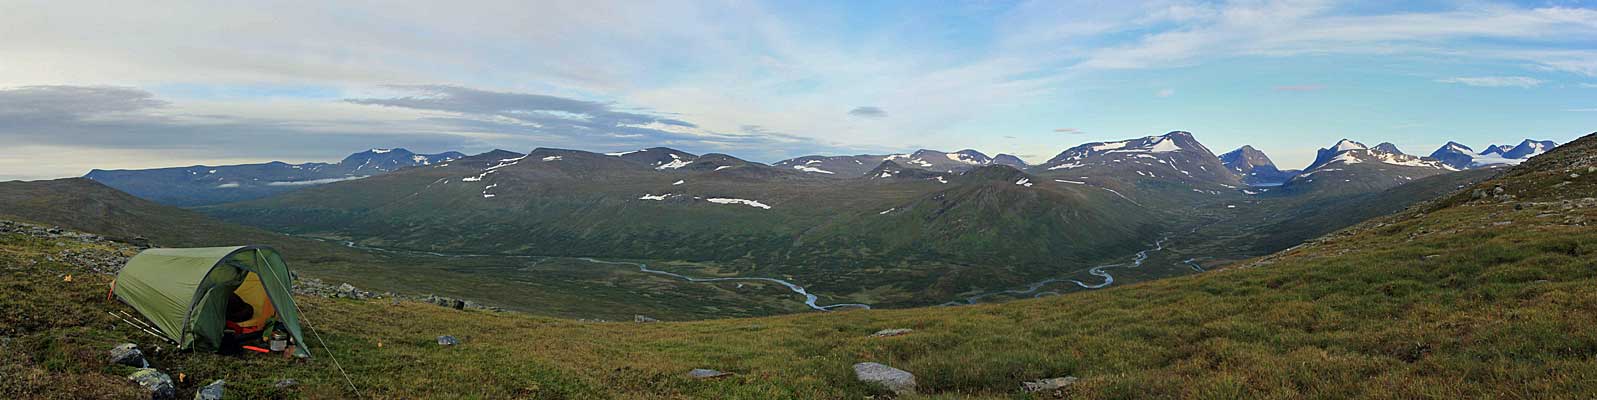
[270,331,289,352]
[112,246,311,358]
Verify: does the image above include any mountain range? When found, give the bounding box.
[178,130,1522,306]
[82,148,464,206]
[1428,139,1559,170]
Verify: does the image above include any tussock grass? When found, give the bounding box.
[5,194,1597,398]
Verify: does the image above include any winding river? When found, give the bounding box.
[326,236,1187,311]
[576,258,871,311]
[942,237,1170,306]
[324,238,869,311]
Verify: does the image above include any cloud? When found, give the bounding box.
[1273,85,1325,92]
[343,85,837,156]
[1436,76,1546,88]
[847,106,887,118]
[1156,88,1175,97]
[1567,108,1597,112]
[1072,4,1597,73]
[1053,128,1085,134]
[0,84,854,180]
[0,86,168,119]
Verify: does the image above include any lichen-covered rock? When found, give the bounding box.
[193,380,224,400]
[1022,376,1078,393]
[127,368,175,400]
[853,362,915,394]
[110,343,148,368]
[688,368,733,379]
[870,328,913,338]
[437,335,460,346]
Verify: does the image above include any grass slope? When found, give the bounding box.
[4,133,1594,399]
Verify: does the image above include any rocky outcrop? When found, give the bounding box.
[853,362,916,394]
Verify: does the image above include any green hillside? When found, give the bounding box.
[4,133,1593,398]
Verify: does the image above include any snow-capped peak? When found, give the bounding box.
[1331,139,1367,152]
[370,148,393,154]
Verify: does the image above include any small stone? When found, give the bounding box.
[127,368,176,400]
[1022,376,1079,393]
[688,368,733,379]
[853,362,916,395]
[870,328,914,338]
[634,315,659,323]
[1572,173,1582,179]
[273,379,299,389]
[452,299,466,310]
[437,335,460,346]
[110,343,148,368]
[193,380,223,400]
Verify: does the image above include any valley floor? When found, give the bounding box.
[5,190,1597,399]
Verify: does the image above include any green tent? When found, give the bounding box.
[113,246,311,358]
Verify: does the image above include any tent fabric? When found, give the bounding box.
[114,246,311,358]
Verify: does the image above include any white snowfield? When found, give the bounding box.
[791,165,835,174]
[639,193,671,200]
[656,154,691,170]
[706,198,772,209]
[542,156,562,161]
[1015,178,1033,187]
[266,176,367,186]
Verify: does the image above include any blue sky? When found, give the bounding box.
[1,0,1594,179]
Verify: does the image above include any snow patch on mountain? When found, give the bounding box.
[656,154,691,170]
[706,198,771,209]
[792,165,835,174]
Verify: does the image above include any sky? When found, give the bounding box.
[2,0,1595,180]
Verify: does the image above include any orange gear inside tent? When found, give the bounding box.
[232,272,276,329]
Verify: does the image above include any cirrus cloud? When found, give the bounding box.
[1436,76,1546,88]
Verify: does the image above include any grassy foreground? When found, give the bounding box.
[5,135,1596,399]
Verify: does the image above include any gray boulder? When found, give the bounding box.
[1022,376,1078,393]
[127,368,175,400]
[273,379,299,389]
[688,368,733,379]
[634,315,659,323]
[193,380,224,400]
[437,335,460,346]
[870,328,913,338]
[110,343,148,368]
[853,362,916,394]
